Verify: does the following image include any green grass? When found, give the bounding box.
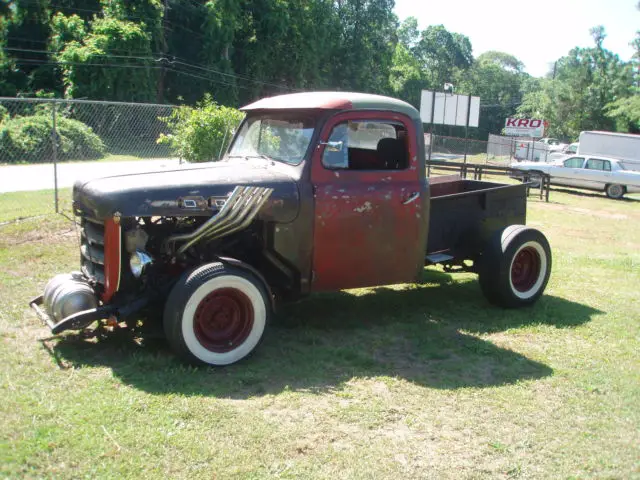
[1,186,639,478]
[0,188,72,224]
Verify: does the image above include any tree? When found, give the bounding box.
[57,17,156,102]
[331,0,398,93]
[518,26,634,139]
[455,51,527,139]
[415,25,472,90]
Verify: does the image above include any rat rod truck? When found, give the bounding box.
[30,92,552,366]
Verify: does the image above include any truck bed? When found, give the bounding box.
[426,178,527,261]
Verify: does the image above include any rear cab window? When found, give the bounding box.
[322,120,409,171]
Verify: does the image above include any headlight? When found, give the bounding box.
[129,251,153,278]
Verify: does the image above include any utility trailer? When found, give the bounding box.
[31,92,552,366]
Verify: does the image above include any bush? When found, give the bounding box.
[0,113,106,164]
[158,94,244,163]
[0,105,8,124]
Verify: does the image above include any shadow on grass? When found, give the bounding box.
[551,187,640,203]
[46,269,601,398]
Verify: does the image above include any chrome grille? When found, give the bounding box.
[80,216,106,285]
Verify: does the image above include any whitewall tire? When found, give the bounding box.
[163,263,270,366]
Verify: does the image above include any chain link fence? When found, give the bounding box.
[0,97,183,223]
[427,134,546,166]
[0,97,177,165]
[428,134,491,164]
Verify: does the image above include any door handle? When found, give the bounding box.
[402,192,420,205]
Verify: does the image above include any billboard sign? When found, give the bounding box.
[505,118,545,137]
[420,91,480,127]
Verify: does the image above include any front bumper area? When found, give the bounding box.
[29,270,151,334]
[29,295,115,334]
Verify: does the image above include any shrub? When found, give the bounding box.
[0,105,8,124]
[158,94,244,163]
[0,113,106,164]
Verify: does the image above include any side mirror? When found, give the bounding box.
[320,140,344,152]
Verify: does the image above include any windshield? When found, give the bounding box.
[228,114,315,165]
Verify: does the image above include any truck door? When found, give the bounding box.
[310,111,427,291]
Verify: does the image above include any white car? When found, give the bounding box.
[511,155,640,199]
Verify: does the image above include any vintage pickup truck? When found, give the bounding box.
[511,154,640,199]
[31,92,552,366]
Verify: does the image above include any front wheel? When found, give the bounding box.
[478,226,552,308]
[163,262,270,366]
[605,183,625,199]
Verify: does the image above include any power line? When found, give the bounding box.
[5,47,298,92]
[11,58,257,92]
[164,67,253,92]
[14,59,161,69]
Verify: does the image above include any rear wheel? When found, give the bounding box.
[605,183,625,199]
[478,225,552,308]
[163,262,270,366]
[527,170,543,188]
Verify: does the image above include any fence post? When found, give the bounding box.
[531,140,535,162]
[52,103,59,214]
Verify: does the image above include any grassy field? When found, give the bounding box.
[0,189,72,224]
[0,185,639,479]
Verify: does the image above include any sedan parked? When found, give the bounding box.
[511,155,640,199]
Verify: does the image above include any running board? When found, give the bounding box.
[425,252,454,264]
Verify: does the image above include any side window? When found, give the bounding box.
[322,120,409,170]
[563,157,585,168]
[586,158,611,171]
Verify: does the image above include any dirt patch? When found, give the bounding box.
[0,224,77,248]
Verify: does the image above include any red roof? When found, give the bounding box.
[240,91,422,121]
[241,92,353,111]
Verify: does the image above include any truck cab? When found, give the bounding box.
[31,92,552,366]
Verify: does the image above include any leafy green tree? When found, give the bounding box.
[57,17,156,102]
[415,25,472,90]
[518,26,634,139]
[455,51,528,139]
[331,0,398,93]
[389,42,425,108]
[4,0,53,95]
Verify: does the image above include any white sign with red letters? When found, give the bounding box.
[504,118,546,137]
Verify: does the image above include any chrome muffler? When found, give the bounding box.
[30,272,110,334]
[42,272,98,322]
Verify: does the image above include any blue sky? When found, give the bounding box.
[393,0,639,77]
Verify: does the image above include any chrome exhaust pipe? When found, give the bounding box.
[175,187,260,254]
[201,187,273,243]
[199,187,266,240]
[169,186,273,255]
[166,186,250,250]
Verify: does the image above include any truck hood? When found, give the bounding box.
[73,160,299,223]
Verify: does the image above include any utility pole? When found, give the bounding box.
[157,0,169,104]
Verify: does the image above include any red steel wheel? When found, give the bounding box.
[193,288,255,353]
[479,225,552,308]
[510,246,542,293]
[164,262,270,366]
